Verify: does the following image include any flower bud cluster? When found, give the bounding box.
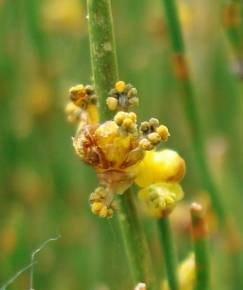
[139,118,170,151]
[65,84,98,125]
[106,81,139,111]
[67,80,185,218]
[89,186,116,218]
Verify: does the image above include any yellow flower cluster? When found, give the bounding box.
[66,81,185,218]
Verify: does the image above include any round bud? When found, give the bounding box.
[148,132,161,145]
[156,125,170,141]
[139,138,154,150]
[99,206,108,218]
[140,121,150,132]
[149,118,159,128]
[128,112,137,122]
[115,81,126,93]
[127,87,138,98]
[122,117,134,129]
[114,111,127,125]
[91,202,103,215]
[106,97,118,111]
[129,97,139,107]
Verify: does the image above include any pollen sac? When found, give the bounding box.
[69,84,97,109]
[138,182,184,218]
[89,186,116,218]
[106,81,139,111]
[139,118,170,151]
[135,149,186,188]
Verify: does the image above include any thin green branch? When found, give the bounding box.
[87,1,155,288]
[158,217,179,290]
[118,191,156,288]
[190,203,210,290]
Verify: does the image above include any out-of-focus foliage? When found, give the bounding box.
[0,0,242,289]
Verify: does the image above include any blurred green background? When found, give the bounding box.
[0,0,242,289]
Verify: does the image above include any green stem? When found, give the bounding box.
[158,217,178,290]
[87,1,155,288]
[161,0,226,224]
[118,191,155,289]
[190,203,210,290]
[87,0,118,121]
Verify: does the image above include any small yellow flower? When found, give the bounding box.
[138,182,184,218]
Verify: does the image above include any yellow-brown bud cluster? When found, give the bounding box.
[89,186,116,218]
[139,118,170,150]
[114,111,138,134]
[69,84,97,108]
[106,81,139,111]
[66,84,99,125]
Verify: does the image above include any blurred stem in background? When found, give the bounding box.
[222,1,243,62]
[160,0,242,289]
[158,217,179,290]
[160,0,226,225]
[190,203,210,290]
[87,0,156,288]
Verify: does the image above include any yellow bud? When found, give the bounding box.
[115,80,126,92]
[129,97,139,107]
[149,118,159,128]
[106,97,118,111]
[91,202,103,214]
[147,132,161,145]
[139,138,154,151]
[128,112,137,122]
[69,84,84,95]
[114,111,127,125]
[122,118,134,130]
[99,206,108,218]
[135,150,185,188]
[156,125,170,141]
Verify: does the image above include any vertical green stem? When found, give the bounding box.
[160,0,226,224]
[118,191,155,289]
[158,217,178,290]
[87,1,155,288]
[87,0,118,121]
[190,203,210,290]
